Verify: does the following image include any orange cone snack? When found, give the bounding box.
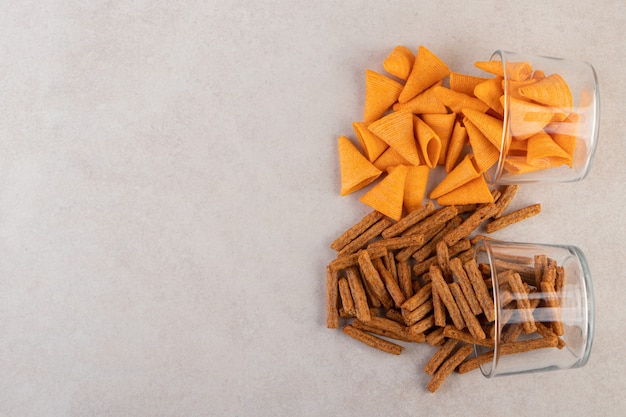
[403,165,430,212]
[364,69,404,122]
[436,175,494,206]
[359,164,408,220]
[414,116,442,168]
[398,46,450,103]
[383,45,415,81]
[506,96,567,140]
[338,135,383,195]
[368,111,421,166]
[474,76,504,116]
[372,146,410,171]
[422,113,456,165]
[434,86,490,115]
[352,121,388,162]
[518,73,573,109]
[393,82,448,114]
[445,120,468,173]
[464,118,500,173]
[463,107,504,150]
[526,131,572,167]
[449,72,489,97]
[430,154,481,199]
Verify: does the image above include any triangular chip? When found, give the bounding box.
[505,96,566,140]
[364,69,404,122]
[474,60,504,77]
[413,116,442,168]
[398,46,450,103]
[526,131,572,166]
[474,76,504,116]
[475,60,532,81]
[434,86,490,115]
[505,61,533,81]
[436,175,494,206]
[383,45,415,81]
[464,118,500,173]
[352,121,389,162]
[449,72,489,97]
[392,82,447,114]
[359,165,408,220]
[518,73,573,109]
[372,146,410,171]
[422,113,456,165]
[551,133,577,166]
[463,107,504,150]
[338,135,383,195]
[445,120,469,173]
[430,154,480,199]
[503,155,551,175]
[507,79,537,100]
[404,165,430,212]
[368,111,421,165]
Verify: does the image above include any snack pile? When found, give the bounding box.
[326,45,581,393]
[325,187,572,392]
[338,45,577,221]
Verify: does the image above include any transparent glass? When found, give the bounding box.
[486,51,600,184]
[473,240,594,377]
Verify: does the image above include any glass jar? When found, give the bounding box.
[472,239,594,377]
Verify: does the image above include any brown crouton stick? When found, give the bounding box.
[430,265,466,330]
[424,339,459,376]
[428,344,474,392]
[486,203,541,233]
[343,325,405,355]
[331,210,384,251]
[326,266,339,328]
[345,266,371,322]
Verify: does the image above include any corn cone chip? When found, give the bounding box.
[359,164,408,220]
[463,107,503,150]
[393,82,447,114]
[434,86,490,115]
[551,133,577,166]
[518,73,573,109]
[475,60,532,81]
[436,175,494,206]
[506,96,567,140]
[507,79,537,100]
[404,165,430,212]
[338,135,383,195]
[474,60,504,77]
[505,61,533,81]
[364,69,404,122]
[449,72,489,97]
[414,116,442,168]
[398,45,450,103]
[464,118,500,173]
[474,76,504,116]
[383,45,415,81]
[422,113,456,165]
[526,131,572,166]
[445,120,468,173]
[430,154,480,199]
[503,155,550,174]
[352,121,389,162]
[368,111,421,166]
[372,145,410,171]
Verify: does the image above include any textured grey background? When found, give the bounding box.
[1,1,624,416]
